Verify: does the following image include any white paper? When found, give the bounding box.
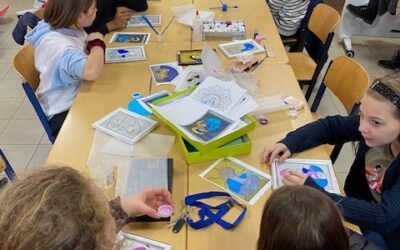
[152,97,209,125]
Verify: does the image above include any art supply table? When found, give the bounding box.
[45,0,358,248]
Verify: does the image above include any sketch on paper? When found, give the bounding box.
[200,157,272,204]
[192,84,232,111]
[105,46,146,63]
[93,108,157,144]
[150,62,182,85]
[271,159,340,193]
[109,32,150,44]
[182,110,233,142]
[218,39,265,59]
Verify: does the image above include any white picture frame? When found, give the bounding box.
[137,90,171,113]
[127,14,162,27]
[109,32,151,44]
[199,157,272,205]
[115,231,171,250]
[105,46,146,64]
[271,158,340,194]
[218,39,265,59]
[92,108,158,144]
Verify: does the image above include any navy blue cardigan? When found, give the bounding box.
[280,115,400,250]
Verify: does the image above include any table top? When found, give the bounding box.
[45,0,356,248]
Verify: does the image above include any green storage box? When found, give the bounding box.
[151,87,256,153]
[178,135,252,165]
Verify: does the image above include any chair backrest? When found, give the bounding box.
[311,55,369,114]
[13,45,39,90]
[303,3,340,100]
[308,4,340,45]
[290,0,324,52]
[13,45,55,144]
[0,148,16,181]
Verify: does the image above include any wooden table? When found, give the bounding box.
[45,0,352,249]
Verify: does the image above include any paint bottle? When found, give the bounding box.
[192,10,203,41]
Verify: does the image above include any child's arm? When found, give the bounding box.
[83,32,105,81]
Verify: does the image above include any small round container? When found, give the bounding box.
[158,204,173,218]
[131,92,141,99]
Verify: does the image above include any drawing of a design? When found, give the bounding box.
[193,85,232,111]
[279,164,328,188]
[219,167,260,195]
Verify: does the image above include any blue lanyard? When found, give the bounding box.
[184,191,247,230]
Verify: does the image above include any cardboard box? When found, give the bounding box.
[151,87,256,153]
[178,135,252,165]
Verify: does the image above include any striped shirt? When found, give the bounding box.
[267,0,310,36]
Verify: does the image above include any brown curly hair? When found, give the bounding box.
[0,167,111,250]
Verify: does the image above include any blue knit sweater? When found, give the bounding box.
[280,115,400,250]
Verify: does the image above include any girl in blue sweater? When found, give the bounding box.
[262,73,400,250]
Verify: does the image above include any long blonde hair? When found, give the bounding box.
[0,167,110,250]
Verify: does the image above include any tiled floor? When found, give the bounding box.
[0,1,396,184]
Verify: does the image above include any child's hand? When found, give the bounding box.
[261,143,291,165]
[120,188,173,219]
[86,32,104,42]
[282,171,308,186]
[107,7,130,31]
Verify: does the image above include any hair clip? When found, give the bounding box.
[371,80,400,108]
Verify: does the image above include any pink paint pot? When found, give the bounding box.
[158,204,173,218]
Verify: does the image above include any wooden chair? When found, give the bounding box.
[310,55,369,163]
[288,3,340,101]
[13,45,55,144]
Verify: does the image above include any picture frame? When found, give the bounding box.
[105,46,146,63]
[271,158,340,194]
[218,39,265,59]
[149,62,183,85]
[109,32,151,44]
[115,231,171,250]
[177,49,203,65]
[200,157,272,205]
[92,108,158,144]
[127,14,162,27]
[137,90,171,113]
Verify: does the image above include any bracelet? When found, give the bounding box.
[86,38,106,53]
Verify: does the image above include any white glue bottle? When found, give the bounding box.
[192,10,203,41]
